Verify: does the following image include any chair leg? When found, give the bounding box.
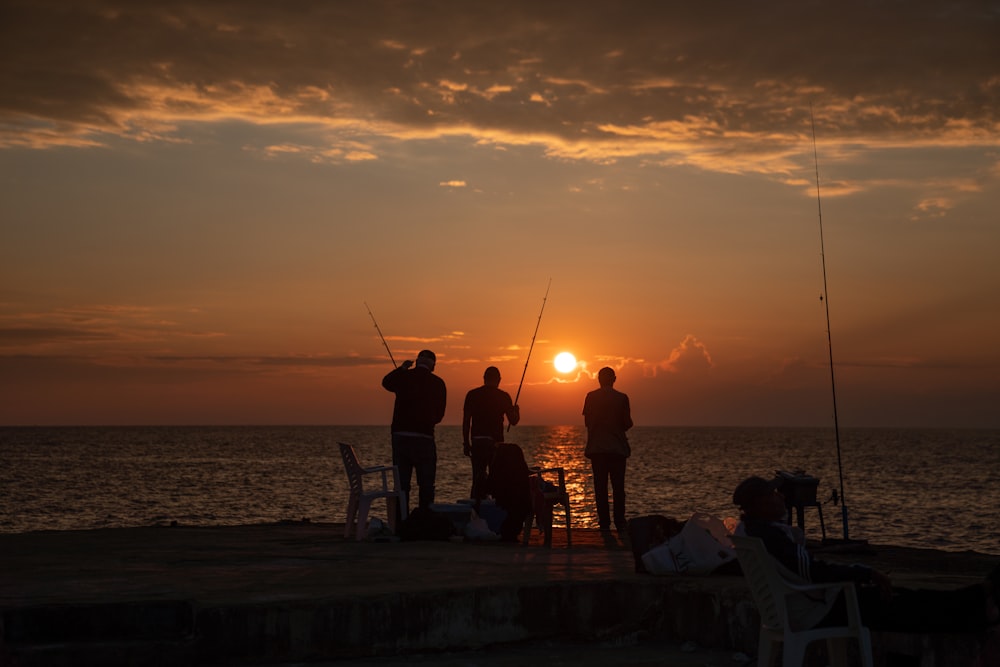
[825,633,873,667]
[386,494,397,534]
[782,635,808,667]
[827,637,848,667]
[345,494,359,539]
[356,497,373,541]
[756,629,777,667]
[859,628,874,667]
[563,501,571,547]
[385,492,408,533]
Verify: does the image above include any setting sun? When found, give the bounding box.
[554,352,577,373]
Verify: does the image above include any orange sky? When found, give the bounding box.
[1,1,998,427]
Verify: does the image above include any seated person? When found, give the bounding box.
[484,443,532,542]
[732,475,999,635]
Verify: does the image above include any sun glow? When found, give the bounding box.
[554,352,577,373]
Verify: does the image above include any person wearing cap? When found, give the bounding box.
[381,350,447,510]
[732,475,999,638]
[582,366,633,540]
[733,475,885,591]
[462,366,520,501]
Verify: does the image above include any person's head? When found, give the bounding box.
[415,349,436,371]
[483,366,501,387]
[597,366,616,387]
[732,475,786,520]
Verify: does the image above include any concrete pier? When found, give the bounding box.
[1,522,995,666]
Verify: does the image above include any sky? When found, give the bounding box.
[1,1,999,427]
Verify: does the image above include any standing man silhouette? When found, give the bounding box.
[462,366,520,500]
[382,349,446,511]
[583,366,633,540]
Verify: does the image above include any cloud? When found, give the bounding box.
[439,180,467,188]
[252,139,378,164]
[0,350,387,376]
[152,354,383,368]
[659,334,714,375]
[910,196,955,220]
[2,1,997,178]
[384,330,464,343]
[0,303,227,352]
[383,335,443,343]
[0,326,111,345]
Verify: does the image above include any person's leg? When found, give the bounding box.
[391,433,414,511]
[609,455,627,535]
[877,584,992,633]
[591,454,611,531]
[826,584,993,633]
[470,436,495,500]
[412,437,437,509]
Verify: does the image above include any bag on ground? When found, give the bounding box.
[641,511,737,575]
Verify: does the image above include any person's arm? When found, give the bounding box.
[751,520,874,584]
[622,394,634,431]
[506,403,520,427]
[504,392,520,426]
[433,379,447,425]
[808,554,878,586]
[381,360,412,391]
[582,393,593,429]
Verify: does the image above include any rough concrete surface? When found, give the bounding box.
[1,522,996,666]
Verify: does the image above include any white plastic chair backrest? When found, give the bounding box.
[338,443,365,496]
[731,534,794,630]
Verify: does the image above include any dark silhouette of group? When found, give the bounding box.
[381,354,632,543]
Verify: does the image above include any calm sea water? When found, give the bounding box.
[1,426,996,554]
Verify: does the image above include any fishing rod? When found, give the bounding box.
[810,105,850,542]
[508,278,551,432]
[364,301,397,368]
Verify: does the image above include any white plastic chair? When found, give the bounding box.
[731,535,873,667]
[338,442,407,541]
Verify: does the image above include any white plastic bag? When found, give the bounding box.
[463,511,500,541]
[641,540,680,573]
[641,511,736,575]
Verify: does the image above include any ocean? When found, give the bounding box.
[1,425,997,555]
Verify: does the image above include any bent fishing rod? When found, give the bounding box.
[364,301,397,368]
[810,105,850,542]
[508,278,551,432]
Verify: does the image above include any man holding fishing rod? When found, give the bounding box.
[462,366,520,501]
[462,280,546,502]
[381,350,447,511]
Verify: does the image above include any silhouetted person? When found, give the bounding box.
[462,366,520,500]
[382,350,446,510]
[484,442,532,542]
[733,475,999,645]
[583,366,633,539]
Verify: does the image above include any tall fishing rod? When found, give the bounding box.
[508,278,551,432]
[364,301,397,368]
[810,106,850,542]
